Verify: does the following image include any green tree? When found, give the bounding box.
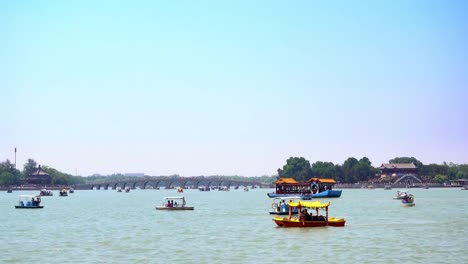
[342,157,359,183]
[277,157,313,182]
[311,161,336,179]
[22,159,38,180]
[0,159,21,183]
[0,172,18,185]
[433,174,448,184]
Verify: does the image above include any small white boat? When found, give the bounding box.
[393,190,408,200]
[15,195,43,209]
[243,187,249,192]
[156,197,194,210]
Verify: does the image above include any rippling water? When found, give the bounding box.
[1,188,466,263]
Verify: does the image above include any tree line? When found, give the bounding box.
[0,158,85,186]
[277,156,468,184]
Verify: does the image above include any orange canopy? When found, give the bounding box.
[308,178,336,184]
[274,178,299,184]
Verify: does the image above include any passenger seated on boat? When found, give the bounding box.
[174,202,178,207]
[20,201,24,206]
[304,209,312,221]
[166,201,172,207]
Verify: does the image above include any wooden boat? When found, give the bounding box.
[156,197,194,210]
[273,200,345,227]
[15,195,44,209]
[267,178,342,199]
[401,194,415,207]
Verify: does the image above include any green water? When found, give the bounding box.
[1,188,466,263]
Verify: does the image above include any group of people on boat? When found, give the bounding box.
[20,197,41,207]
[298,209,325,221]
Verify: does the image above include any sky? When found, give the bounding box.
[2,0,467,177]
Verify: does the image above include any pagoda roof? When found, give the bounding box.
[378,163,417,169]
[274,178,299,184]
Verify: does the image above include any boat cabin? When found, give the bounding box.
[307,178,337,194]
[273,178,311,195]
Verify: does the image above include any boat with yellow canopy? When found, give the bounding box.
[272,200,345,227]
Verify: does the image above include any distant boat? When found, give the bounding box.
[15,195,43,209]
[401,194,415,207]
[59,189,68,197]
[156,196,194,210]
[393,190,408,200]
[7,188,13,193]
[384,185,392,190]
[272,200,345,227]
[39,189,53,196]
[462,186,468,190]
[243,187,249,192]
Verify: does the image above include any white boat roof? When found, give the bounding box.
[273,196,303,200]
[163,197,185,199]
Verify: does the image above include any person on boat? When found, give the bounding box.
[304,209,312,221]
[166,200,171,207]
[31,198,36,206]
[277,201,282,212]
[36,197,41,206]
[299,209,306,221]
[174,201,178,207]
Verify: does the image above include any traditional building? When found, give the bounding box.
[27,165,52,185]
[377,163,418,177]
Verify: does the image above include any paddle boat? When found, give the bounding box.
[7,188,13,193]
[125,187,130,193]
[393,190,408,200]
[269,197,302,215]
[199,186,210,191]
[384,185,392,190]
[177,187,184,193]
[59,189,68,196]
[156,196,194,210]
[401,194,415,207]
[273,200,345,227]
[69,187,75,193]
[39,189,53,196]
[15,195,43,209]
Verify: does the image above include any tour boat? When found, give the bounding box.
[269,197,301,215]
[401,194,415,207]
[267,178,342,199]
[156,196,194,210]
[15,195,44,209]
[272,200,345,227]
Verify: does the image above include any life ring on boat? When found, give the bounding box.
[272,202,278,210]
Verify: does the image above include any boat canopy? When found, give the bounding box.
[274,178,299,184]
[163,197,185,200]
[288,200,330,208]
[308,178,336,184]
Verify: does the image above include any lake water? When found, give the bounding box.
[1,188,466,263]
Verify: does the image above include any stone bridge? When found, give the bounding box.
[74,176,267,190]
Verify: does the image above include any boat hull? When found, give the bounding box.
[15,206,43,209]
[267,189,342,199]
[273,216,345,227]
[155,206,194,210]
[401,202,415,207]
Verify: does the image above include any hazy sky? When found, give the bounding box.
[2,0,467,176]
